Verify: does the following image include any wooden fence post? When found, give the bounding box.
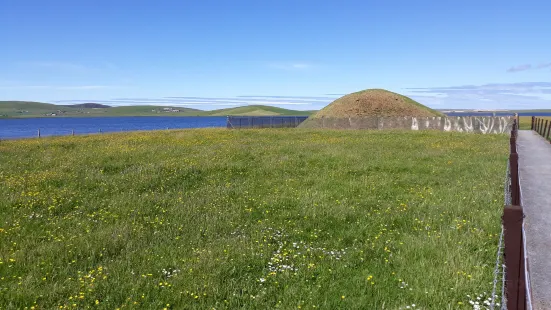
[531,116,534,130]
[37,129,41,138]
[510,136,517,154]
[545,121,549,138]
[503,205,526,310]
[510,153,520,205]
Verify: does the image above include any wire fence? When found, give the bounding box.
[498,119,532,310]
[226,116,309,129]
[489,160,511,309]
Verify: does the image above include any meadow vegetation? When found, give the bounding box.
[519,116,551,134]
[0,129,508,309]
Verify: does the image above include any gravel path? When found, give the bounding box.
[518,130,551,310]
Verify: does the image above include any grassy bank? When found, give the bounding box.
[0,129,508,309]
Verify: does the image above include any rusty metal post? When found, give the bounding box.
[503,205,526,310]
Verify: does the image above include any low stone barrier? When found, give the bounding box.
[299,116,514,134]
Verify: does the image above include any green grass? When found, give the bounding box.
[0,129,508,309]
[0,101,314,118]
[519,116,551,131]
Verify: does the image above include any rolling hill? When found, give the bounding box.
[61,103,112,108]
[0,101,315,118]
[206,105,315,116]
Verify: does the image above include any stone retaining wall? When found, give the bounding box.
[299,116,514,134]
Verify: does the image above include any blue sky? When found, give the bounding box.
[1,0,550,110]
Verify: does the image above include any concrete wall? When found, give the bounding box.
[299,116,514,134]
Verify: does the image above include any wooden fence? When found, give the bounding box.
[502,119,532,309]
[531,116,551,141]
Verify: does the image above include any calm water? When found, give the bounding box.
[0,116,227,139]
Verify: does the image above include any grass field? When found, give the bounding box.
[0,129,508,309]
[519,116,534,130]
[519,116,551,134]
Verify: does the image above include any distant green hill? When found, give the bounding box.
[61,103,112,108]
[0,101,314,118]
[206,105,315,116]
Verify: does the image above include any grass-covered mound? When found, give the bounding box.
[303,89,443,122]
[0,129,506,309]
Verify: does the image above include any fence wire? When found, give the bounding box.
[489,160,510,310]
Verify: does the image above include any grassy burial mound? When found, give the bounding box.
[299,89,444,128]
[0,129,507,309]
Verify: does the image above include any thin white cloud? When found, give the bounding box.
[0,85,114,90]
[22,61,89,72]
[60,85,112,90]
[507,62,551,73]
[405,82,551,109]
[60,97,323,106]
[19,61,120,73]
[268,62,313,70]
[53,95,325,109]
